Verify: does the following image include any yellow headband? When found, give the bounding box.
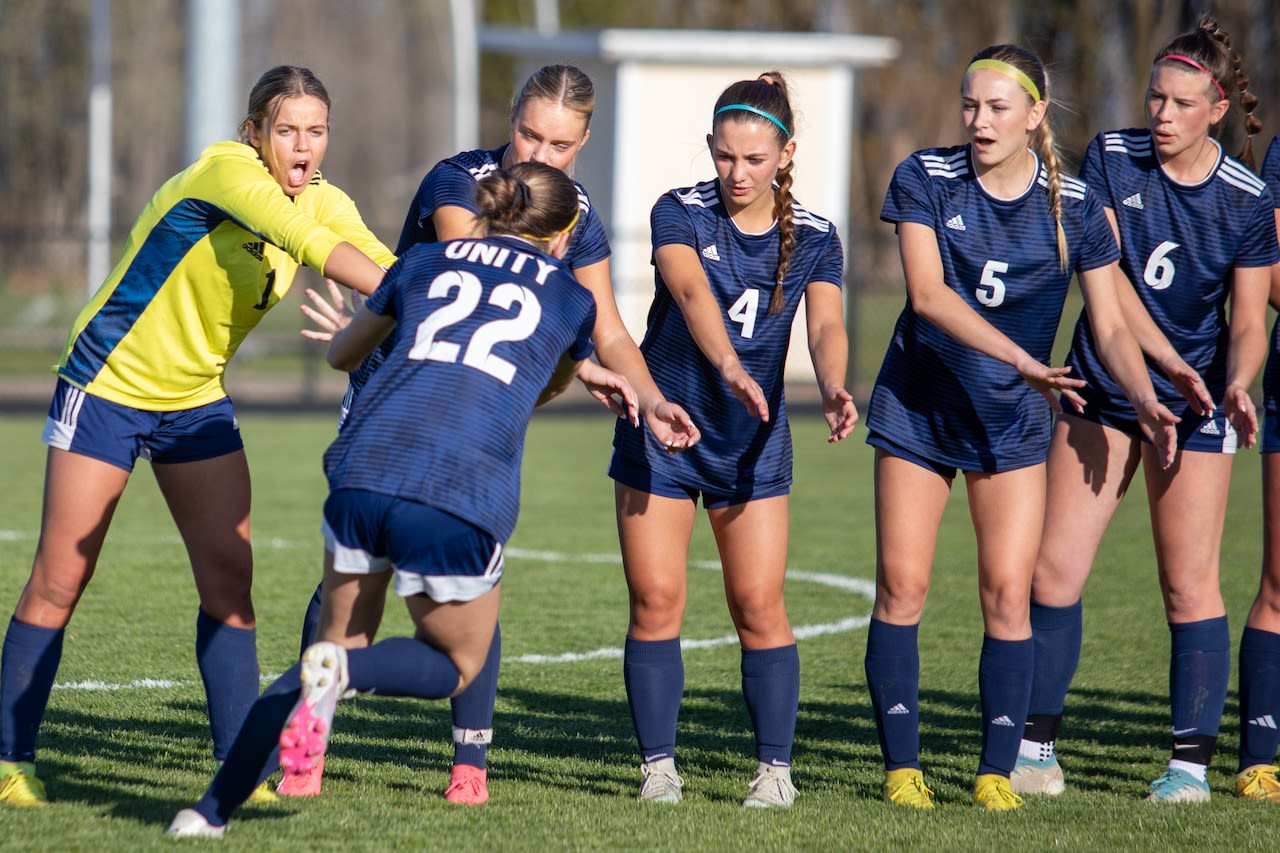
[967,58,1042,103]
[516,206,581,242]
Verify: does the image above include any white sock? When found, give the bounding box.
[1168,759,1207,782]
[1018,738,1055,762]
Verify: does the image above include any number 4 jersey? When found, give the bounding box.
[612,180,844,496]
[1067,129,1277,420]
[323,236,597,544]
[869,145,1119,472]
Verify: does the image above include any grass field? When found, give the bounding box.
[0,410,1273,850]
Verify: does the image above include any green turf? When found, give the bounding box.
[0,412,1270,849]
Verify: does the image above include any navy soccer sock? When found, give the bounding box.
[194,665,301,826]
[0,618,64,763]
[1168,616,1229,767]
[195,609,260,761]
[864,618,921,771]
[347,637,461,699]
[298,582,323,659]
[1027,599,1081,720]
[741,644,800,766]
[1239,626,1280,770]
[978,635,1034,777]
[452,623,501,768]
[623,636,683,763]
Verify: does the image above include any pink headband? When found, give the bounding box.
[1161,53,1226,100]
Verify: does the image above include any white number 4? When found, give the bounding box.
[729,288,760,338]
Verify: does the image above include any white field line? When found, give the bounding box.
[0,533,874,690]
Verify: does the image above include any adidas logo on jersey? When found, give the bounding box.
[886,703,910,716]
[945,215,966,232]
[1122,193,1144,210]
[1249,715,1278,729]
[701,244,721,261]
[242,241,265,261]
[990,715,1016,727]
[1199,419,1221,436]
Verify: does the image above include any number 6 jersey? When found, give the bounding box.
[1067,129,1277,421]
[612,180,844,496]
[869,145,1119,472]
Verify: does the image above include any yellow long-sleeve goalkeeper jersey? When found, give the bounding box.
[56,141,396,410]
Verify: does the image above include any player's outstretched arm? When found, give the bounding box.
[576,359,640,426]
[571,258,702,447]
[654,244,768,421]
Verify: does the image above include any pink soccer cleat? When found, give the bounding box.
[279,642,348,787]
[443,764,489,805]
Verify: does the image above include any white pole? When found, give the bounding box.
[450,0,478,152]
[86,0,112,296]
[533,0,560,35]
[185,0,240,163]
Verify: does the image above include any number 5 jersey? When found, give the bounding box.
[869,145,1119,472]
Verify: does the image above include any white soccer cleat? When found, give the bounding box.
[742,762,797,808]
[638,758,683,803]
[166,808,226,839]
[1010,753,1065,795]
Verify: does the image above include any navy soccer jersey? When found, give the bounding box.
[1260,136,1280,451]
[324,235,597,542]
[868,145,1120,472]
[611,180,844,495]
[1067,129,1278,423]
[338,144,612,428]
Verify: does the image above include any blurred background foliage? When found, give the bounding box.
[0,0,1274,394]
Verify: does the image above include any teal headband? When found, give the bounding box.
[714,104,790,138]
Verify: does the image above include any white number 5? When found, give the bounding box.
[976,259,1008,308]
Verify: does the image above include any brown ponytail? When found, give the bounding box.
[474,162,579,245]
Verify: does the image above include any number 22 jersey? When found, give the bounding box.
[324,236,597,543]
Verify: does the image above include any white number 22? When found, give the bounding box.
[407,269,542,384]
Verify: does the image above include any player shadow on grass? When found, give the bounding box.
[32,681,1241,820]
[796,683,1231,799]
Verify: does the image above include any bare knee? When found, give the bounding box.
[1030,554,1089,607]
[979,584,1031,638]
[873,570,929,625]
[628,580,685,638]
[17,554,94,627]
[728,592,790,646]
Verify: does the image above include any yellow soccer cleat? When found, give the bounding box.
[973,773,1024,811]
[1236,764,1280,802]
[0,762,48,807]
[884,767,935,809]
[247,779,280,804]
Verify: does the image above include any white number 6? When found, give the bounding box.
[1143,240,1179,291]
